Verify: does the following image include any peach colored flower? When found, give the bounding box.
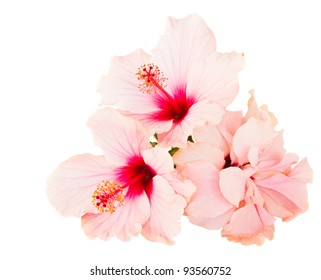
[47,108,192,244]
[174,94,312,245]
[98,15,244,147]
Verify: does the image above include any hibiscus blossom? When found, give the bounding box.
[174,94,312,245]
[47,108,188,244]
[98,14,244,147]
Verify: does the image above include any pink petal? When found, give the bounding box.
[183,161,234,229]
[222,205,275,245]
[193,124,228,155]
[248,146,260,167]
[87,108,150,166]
[157,102,224,148]
[289,158,313,184]
[193,111,243,157]
[141,175,186,245]
[47,154,112,217]
[245,178,265,206]
[245,89,278,127]
[142,146,174,175]
[81,192,150,241]
[255,173,308,213]
[258,152,298,174]
[219,167,248,207]
[223,205,261,235]
[259,188,300,220]
[128,112,173,135]
[153,14,216,90]
[257,204,278,225]
[217,110,244,144]
[233,118,280,165]
[173,142,225,171]
[256,165,310,221]
[161,171,196,203]
[189,209,235,230]
[188,100,225,126]
[156,121,193,148]
[256,132,285,169]
[99,49,157,113]
[187,51,245,106]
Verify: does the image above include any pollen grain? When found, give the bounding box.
[92,180,126,213]
[136,63,168,94]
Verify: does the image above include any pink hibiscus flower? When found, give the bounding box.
[47,108,188,244]
[174,94,312,245]
[98,14,244,147]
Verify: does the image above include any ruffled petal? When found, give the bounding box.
[183,161,234,229]
[142,146,174,175]
[173,142,225,171]
[255,172,309,219]
[232,118,280,165]
[187,51,244,106]
[289,158,313,184]
[223,205,261,235]
[259,188,300,220]
[153,14,216,91]
[217,111,244,144]
[245,178,265,206]
[258,153,298,173]
[193,124,228,154]
[221,205,275,245]
[255,159,311,221]
[162,172,196,204]
[99,49,157,113]
[219,167,248,207]
[189,210,235,230]
[257,132,285,169]
[245,89,278,127]
[141,175,186,245]
[87,108,150,166]
[157,122,190,148]
[81,192,150,241]
[248,146,260,167]
[47,154,112,217]
[193,111,243,157]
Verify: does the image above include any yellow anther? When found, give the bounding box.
[136,63,168,94]
[92,181,126,213]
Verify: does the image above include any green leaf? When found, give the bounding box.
[169,147,179,156]
[187,135,194,143]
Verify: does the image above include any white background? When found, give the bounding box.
[1,0,320,279]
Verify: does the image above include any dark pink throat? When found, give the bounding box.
[153,85,195,123]
[136,64,194,124]
[116,156,156,198]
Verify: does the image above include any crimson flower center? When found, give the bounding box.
[136,63,195,123]
[154,86,194,123]
[92,157,156,213]
[116,156,156,198]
